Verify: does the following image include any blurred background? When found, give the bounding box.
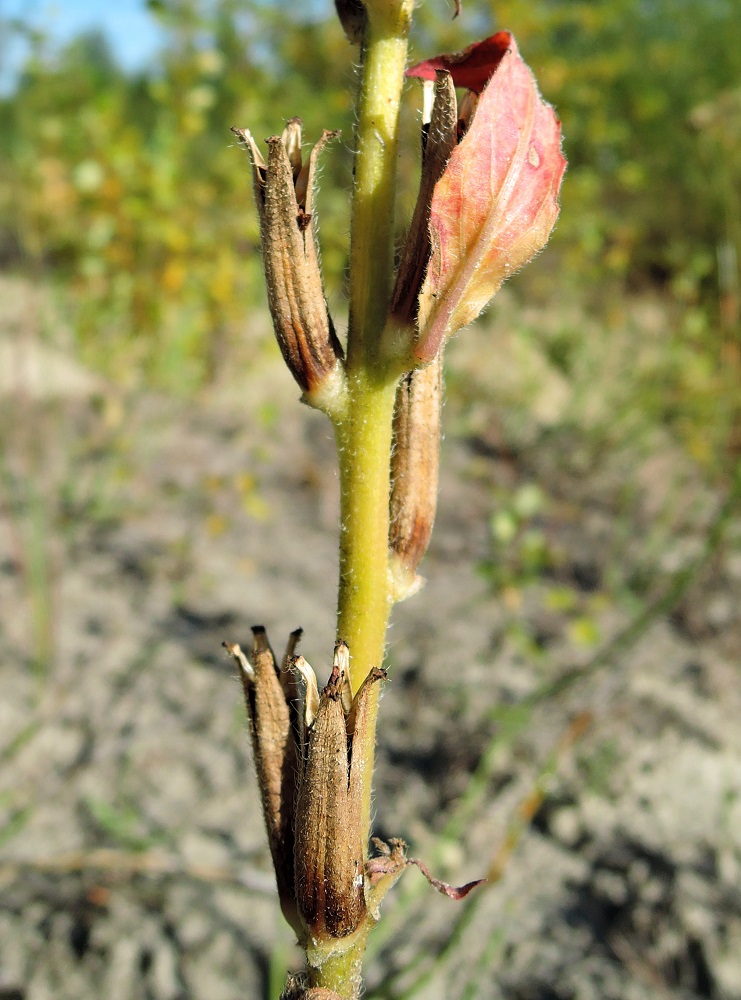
[1,1,741,999]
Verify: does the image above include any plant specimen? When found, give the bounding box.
[227,4,565,997]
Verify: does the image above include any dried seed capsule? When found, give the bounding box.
[390,72,457,329]
[388,354,443,601]
[232,124,345,405]
[229,631,387,947]
[294,652,386,941]
[291,654,321,763]
[346,666,386,863]
[281,981,343,1000]
[334,0,366,45]
[295,658,365,939]
[224,627,300,935]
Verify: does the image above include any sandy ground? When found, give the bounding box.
[1,276,741,1000]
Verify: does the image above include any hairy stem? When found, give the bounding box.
[308,5,413,997]
[335,374,398,692]
[335,0,412,838]
[306,927,371,1000]
[346,1,413,372]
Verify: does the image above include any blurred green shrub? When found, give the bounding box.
[482,483,557,595]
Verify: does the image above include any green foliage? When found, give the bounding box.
[479,481,604,659]
[481,482,556,594]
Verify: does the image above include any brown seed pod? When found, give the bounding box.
[232,124,344,401]
[224,628,300,935]
[388,354,443,601]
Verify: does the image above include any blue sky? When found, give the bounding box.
[1,0,164,89]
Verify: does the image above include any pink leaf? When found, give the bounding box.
[406,31,513,95]
[415,37,566,363]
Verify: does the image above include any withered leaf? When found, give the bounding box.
[407,855,486,900]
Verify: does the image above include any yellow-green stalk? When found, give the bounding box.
[308,3,414,995]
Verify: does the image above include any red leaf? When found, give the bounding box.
[406,31,513,95]
[415,36,566,363]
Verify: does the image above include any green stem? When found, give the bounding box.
[335,373,398,691]
[308,6,413,998]
[334,0,413,859]
[333,371,397,887]
[346,2,413,373]
[306,927,371,999]
[336,0,412,749]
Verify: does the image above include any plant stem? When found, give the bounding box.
[309,6,413,997]
[335,373,398,692]
[338,0,412,682]
[335,0,412,849]
[333,371,397,882]
[346,2,413,373]
[307,927,371,1000]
